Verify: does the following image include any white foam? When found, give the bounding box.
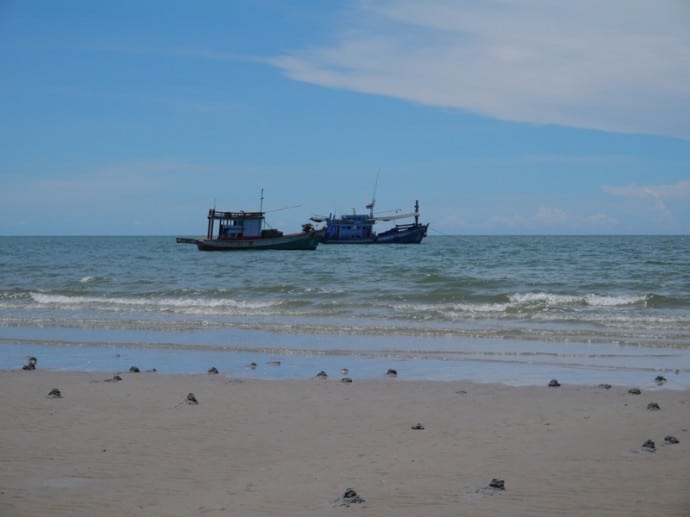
[509,292,580,305]
[29,292,279,315]
[583,294,644,307]
[509,292,645,307]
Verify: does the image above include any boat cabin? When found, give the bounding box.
[207,209,264,240]
[324,213,374,241]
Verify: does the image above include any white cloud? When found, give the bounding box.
[603,180,690,200]
[603,180,690,228]
[582,213,619,227]
[477,205,618,233]
[536,206,566,224]
[270,0,690,139]
[1,161,194,208]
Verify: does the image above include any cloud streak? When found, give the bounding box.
[603,180,690,229]
[270,0,690,139]
[603,180,690,200]
[1,161,194,208]
[486,206,619,233]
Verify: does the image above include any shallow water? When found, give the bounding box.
[1,235,689,387]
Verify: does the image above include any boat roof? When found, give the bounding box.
[210,210,264,219]
[310,211,418,223]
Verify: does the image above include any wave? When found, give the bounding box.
[645,293,690,309]
[19,289,690,322]
[3,316,689,353]
[508,292,646,307]
[391,292,650,319]
[29,292,281,315]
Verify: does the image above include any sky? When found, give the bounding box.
[1,0,689,236]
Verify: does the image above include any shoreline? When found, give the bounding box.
[3,335,690,389]
[2,370,688,516]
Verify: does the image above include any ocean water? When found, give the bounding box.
[1,235,689,388]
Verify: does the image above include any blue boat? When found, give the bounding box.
[312,200,428,244]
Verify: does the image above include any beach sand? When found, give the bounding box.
[1,369,688,516]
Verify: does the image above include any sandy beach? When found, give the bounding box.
[1,369,688,516]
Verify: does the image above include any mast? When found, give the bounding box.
[415,200,419,225]
[207,208,215,239]
[368,172,379,218]
[259,188,264,230]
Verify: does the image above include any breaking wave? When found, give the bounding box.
[29,292,280,316]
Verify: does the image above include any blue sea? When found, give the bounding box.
[1,235,689,388]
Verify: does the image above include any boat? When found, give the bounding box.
[312,200,429,244]
[178,207,322,251]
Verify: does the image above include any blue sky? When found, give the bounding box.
[1,0,689,235]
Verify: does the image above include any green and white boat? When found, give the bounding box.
[178,200,322,251]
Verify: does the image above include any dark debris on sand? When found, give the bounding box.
[185,393,199,405]
[548,379,560,387]
[47,388,62,399]
[489,479,505,490]
[476,478,506,495]
[22,356,37,371]
[331,488,366,507]
[640,439,656,452]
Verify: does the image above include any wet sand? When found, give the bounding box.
[1,369,688,516]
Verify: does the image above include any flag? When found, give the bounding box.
[365,202,374,209]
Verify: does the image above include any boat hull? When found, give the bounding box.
[321,223,428,244]
[195,232,321,251]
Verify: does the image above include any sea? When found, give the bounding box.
[1,235,689,388]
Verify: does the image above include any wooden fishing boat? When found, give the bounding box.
[179,208,322,251]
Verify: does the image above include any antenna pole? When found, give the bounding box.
[259,188,264,213]
[369,171,379,217]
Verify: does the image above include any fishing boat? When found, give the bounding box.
[178,193,322,251]
[312,200,429,244]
